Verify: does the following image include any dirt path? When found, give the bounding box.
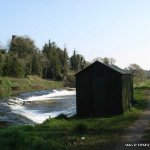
[115,98,150,150]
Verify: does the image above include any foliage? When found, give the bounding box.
[42,41,62,79]
[0,35,87,81]
[0,51,5,76]
[9,35,36,58]
[62,47,69,77]
[65,75,76,87]
[127,63,145,85]
[70,50,87,72]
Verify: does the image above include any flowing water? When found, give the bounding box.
[0,89,76,125]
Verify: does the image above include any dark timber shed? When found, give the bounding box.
[76,61,133,117]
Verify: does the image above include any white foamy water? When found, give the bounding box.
[9,89,76,102]
[10,105,76,123]
[6,89,76,124]
[24,89,75,101]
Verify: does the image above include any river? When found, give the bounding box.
[0,89,76,125]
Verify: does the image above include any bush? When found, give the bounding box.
[65,75,75,87]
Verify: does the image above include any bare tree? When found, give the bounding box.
[109,57,116,65]
[127,63,144,83]
[92,57,116,65]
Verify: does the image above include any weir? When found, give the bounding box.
[0,89,76,124]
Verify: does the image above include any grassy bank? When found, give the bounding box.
[0,75,64,98]
[0,80,149,150]
[136,80,150,143]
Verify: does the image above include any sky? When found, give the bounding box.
[1,0,150,70]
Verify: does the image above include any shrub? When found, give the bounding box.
[65,75,75,87]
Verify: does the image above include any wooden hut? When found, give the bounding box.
[76,61,133,117]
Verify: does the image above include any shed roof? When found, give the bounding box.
[76,61,132,76]
[108,64,131,74]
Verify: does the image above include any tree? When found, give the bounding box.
[2,35,89,80]
[2,53,25,77]
[0,52,5,76]
[127,64,143,75]
[62,47,69,77]
[70,50,86,72]
[79,55,86,69]
[12,58,25,78]
[102,57,110,65]
[42,40,51,57]
[2,54,12,76]
[127,63,144,83]
[109,57,116,65]
[31,53,43,76]
[42,40,62,79]
[93,57,116,65]
[9,35,36,58]
[25,55,32,76]
[70,50,75,71]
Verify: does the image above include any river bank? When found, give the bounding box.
[0,75,64,98]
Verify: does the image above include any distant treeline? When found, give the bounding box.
[0,35,89,80]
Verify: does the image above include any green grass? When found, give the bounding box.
[137,80,150,143]
[0,75,64,98]
[0,80,149,150]
[0,109,142,150]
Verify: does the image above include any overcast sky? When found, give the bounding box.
[1,0,150,70]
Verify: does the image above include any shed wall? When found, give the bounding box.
[76,62,124,117]
[121,75,133,111]
[76,69,92,117]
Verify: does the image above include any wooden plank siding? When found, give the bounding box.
[76,61,133,118]
[121,75,133,111]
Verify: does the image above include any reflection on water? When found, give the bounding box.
[0,89,76,124]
